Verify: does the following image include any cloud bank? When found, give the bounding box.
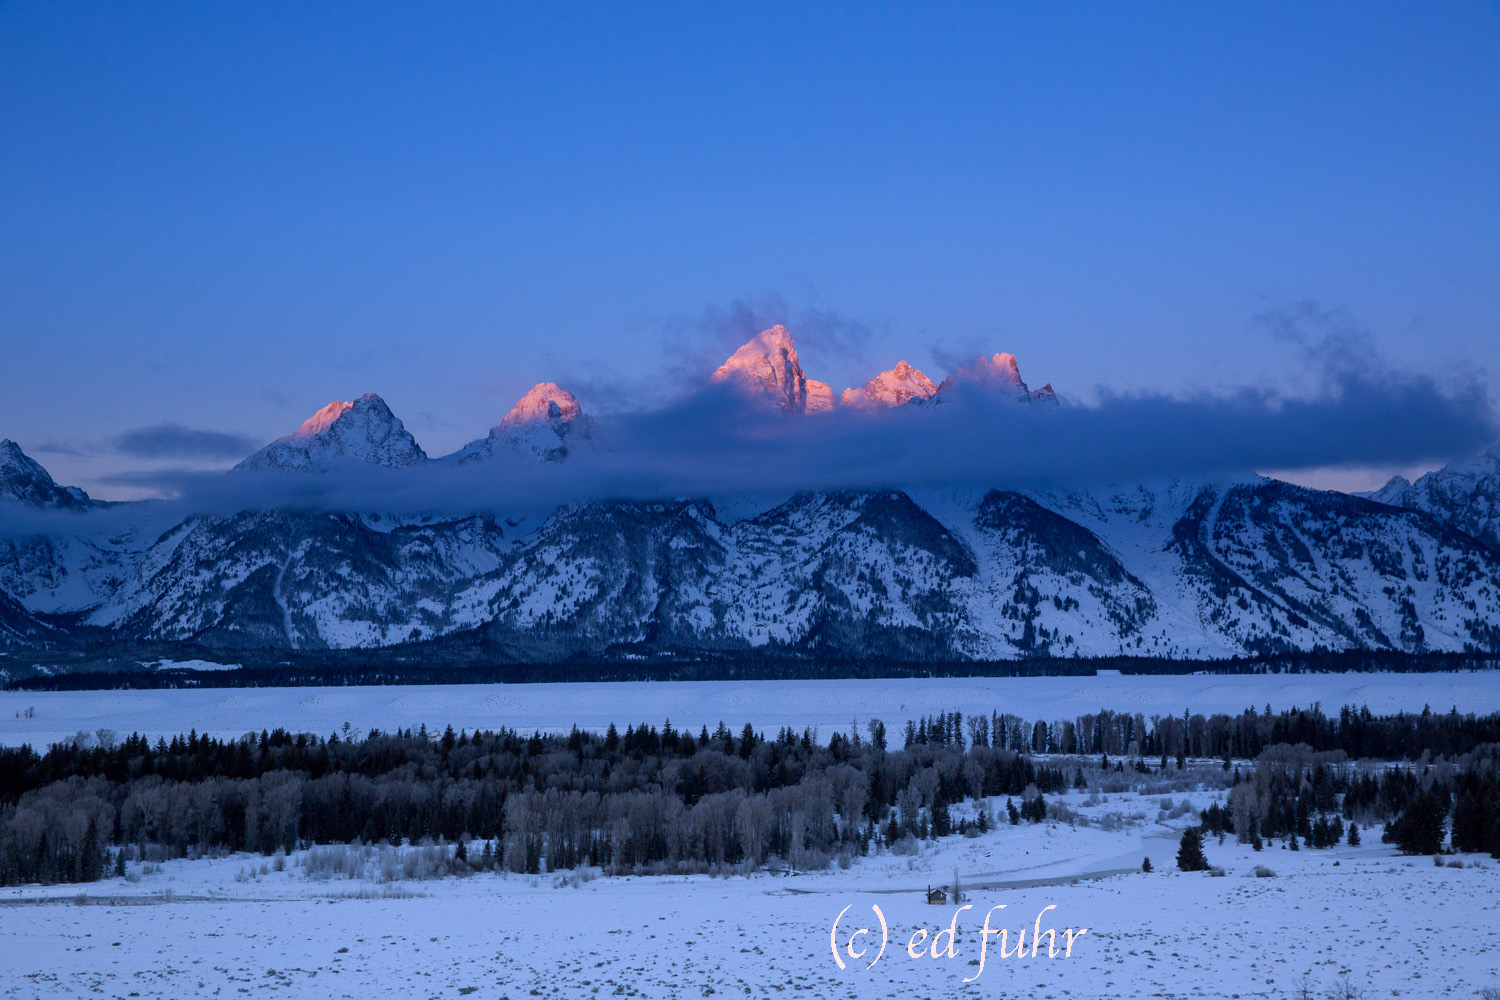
[5,314,1493,533]
[67,338,1492,523]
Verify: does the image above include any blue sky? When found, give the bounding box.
[2,2,1498,498]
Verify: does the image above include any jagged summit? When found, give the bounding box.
[712,325,832,414]
[841,360,938,411]
[1363,442,1500,549]
[235,394,427,472]
[942,352,1025,394]
[928,352,1057,405]
[0,439,91,508]
[500,382,584,428]
[449,382,597,464]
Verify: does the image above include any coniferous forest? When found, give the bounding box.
[2,704,1498,887]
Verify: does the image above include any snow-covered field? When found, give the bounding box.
[4,671,1499,749]
[3,784,1495,999]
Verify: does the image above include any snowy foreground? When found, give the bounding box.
[5,671,1500,749]
[3,785,1496,999]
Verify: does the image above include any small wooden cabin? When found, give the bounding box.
[925,885,947,905]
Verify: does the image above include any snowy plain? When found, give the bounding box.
[5,673,1500,998]
[3,784,1497,999]
[4,671,1500,749]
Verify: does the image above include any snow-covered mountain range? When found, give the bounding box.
[1360,446,1500,551]
[2,328,1498,661]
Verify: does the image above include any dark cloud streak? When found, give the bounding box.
[80,348,1496,522]
[110,424,261,462]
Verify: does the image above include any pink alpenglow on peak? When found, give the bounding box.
[805,380,834,414]
[712,325,830,414]
[235,394,427,471]
[499,382,584,429]
[449,382,596,464]
[290,400,355,439]
[840,360,939,411]
[931,353,1058,405]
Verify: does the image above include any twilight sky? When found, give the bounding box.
[2,2,1498,500]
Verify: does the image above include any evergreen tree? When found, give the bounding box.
[1176,828,1210,871]
[1347,823,1360,847]
[1141,856,1153,872]
[1388,790,1446,855]
[1007,798,1020,825]
[931,792,952,838]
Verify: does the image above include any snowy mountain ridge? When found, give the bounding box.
[445,383,598,465]
[711,325,835,414]
[4,326,1500,661]
[234,394,428,472]
[4,432,1500,659]
[1361,445,1500,551]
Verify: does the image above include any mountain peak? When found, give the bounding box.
[932,352,1056,404]
[449,382,596,464]
[0,439,92,508]
[236,394,426,472]
[499,382,584,429]
[712,325,828,414]
[1361,441,1500,548]
[840,360,938,411]
[952,352,1025,391]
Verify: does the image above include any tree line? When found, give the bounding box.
[903,704,1500,762]
[0,718,1067,886]
[3,702,1499,886]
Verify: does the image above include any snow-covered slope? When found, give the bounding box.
[90,510,515,649]
[7,447,1500,657]
[0,586,56,647]
[0,439,92,509]
[235,395,427,471]
[923,353,1057,406]
[6,339,1500,660]
[840,360,938,411]
[445,383,597,464]
[0,441,136,615]
[1362,444,1500,550]
[711,325,832,414]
